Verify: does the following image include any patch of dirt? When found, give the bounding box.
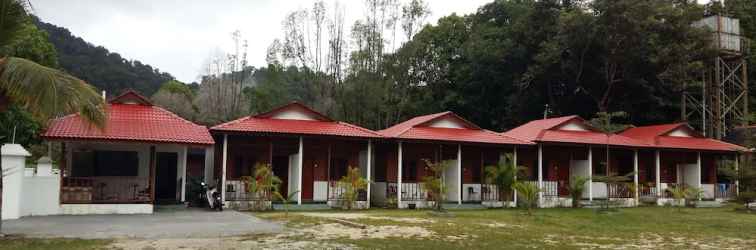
[481,222,524,229]
[108,217,435,249]
[300,223,434,240]
[297,212,434,224]
[543,233,756,250]
[108,235,355,250]
[108,237,354,250]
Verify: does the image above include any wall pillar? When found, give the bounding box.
[697,151,702,201]
[181,146,188,203]
[633,149,639,204]
[297,136,304,205]
[588,146,593,201]
[655,150,661,198]
[398,141,403,206]
[513,146,518,206]
[1,144,30,220]
[366,140,372,208]
[457,144,462,205]
[537,144,543,207]
[221,134,228,203]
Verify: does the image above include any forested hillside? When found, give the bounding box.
[192,0,756,132]
[34,18,174,96]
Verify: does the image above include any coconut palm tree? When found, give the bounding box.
[1,0,107,236]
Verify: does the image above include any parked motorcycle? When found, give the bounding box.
[200,181,223,211]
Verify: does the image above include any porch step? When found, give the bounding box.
[272,203,331,211]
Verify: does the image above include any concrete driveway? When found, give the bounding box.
[2,209,283,239]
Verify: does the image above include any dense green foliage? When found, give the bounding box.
[230,0,752,132]
[34,18,174,97]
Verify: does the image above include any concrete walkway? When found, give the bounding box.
[2,209,283,239]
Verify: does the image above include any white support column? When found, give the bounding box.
[367,140,373,208]
[655,150,661,197]
[181,146,188,203]
[633,149,639,204]
[297,136,304,205]
[513,146,518,206]
[457,144,462,205]
[735,153,740,196]
[221,134,228,203]
[588,146,593,201]
[398,141,403,206]
[537,144,543,206]
[696,151,702,201]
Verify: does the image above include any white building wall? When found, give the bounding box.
[426,118,466,129]
[270,109,320,120]
[556,121,590,131]
[570,160,591,198]
[592,182,608,199]
[288,153,300,198]
[680,163,700,188]
[444,159,459,202]
[204,147,215,183]
[21,172,60,216]
[313,181,328,201]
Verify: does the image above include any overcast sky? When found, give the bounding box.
[32,0,495,83]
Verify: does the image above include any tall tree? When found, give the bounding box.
[1,0,106,236]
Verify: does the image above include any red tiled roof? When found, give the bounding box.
[379,112,531,145]
[502,115,649,147]
[538,130,650,147]
[211,102,382,138]
[620,124,747,152]
[211,117,383,138]
[43,97,214,146]
[501,115,580,142]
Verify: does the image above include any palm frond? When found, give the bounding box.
[0,0,30,50]
[0,57,106,128]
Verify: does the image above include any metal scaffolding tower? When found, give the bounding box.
[683,14,749,139]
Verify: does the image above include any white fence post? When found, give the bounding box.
[2,144,31,220]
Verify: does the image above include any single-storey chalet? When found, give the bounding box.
[42,90,214,214]
[373,111,533,208]
[210,102,383,209]
[620,123,747,203]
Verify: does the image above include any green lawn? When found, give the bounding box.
[1,206,754,249]
[256,205,756,249]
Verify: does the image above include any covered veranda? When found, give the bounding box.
[375,111,532,208]
[42,90,215,214]
[210,102,383,209]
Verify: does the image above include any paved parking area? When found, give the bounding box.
[2,209,283,239]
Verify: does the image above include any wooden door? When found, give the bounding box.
[302,158,314,201]
[155,152,178,202]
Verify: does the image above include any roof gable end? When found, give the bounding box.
[418,112,481,130]
[254,102,333,121]
[109,90,152,105]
